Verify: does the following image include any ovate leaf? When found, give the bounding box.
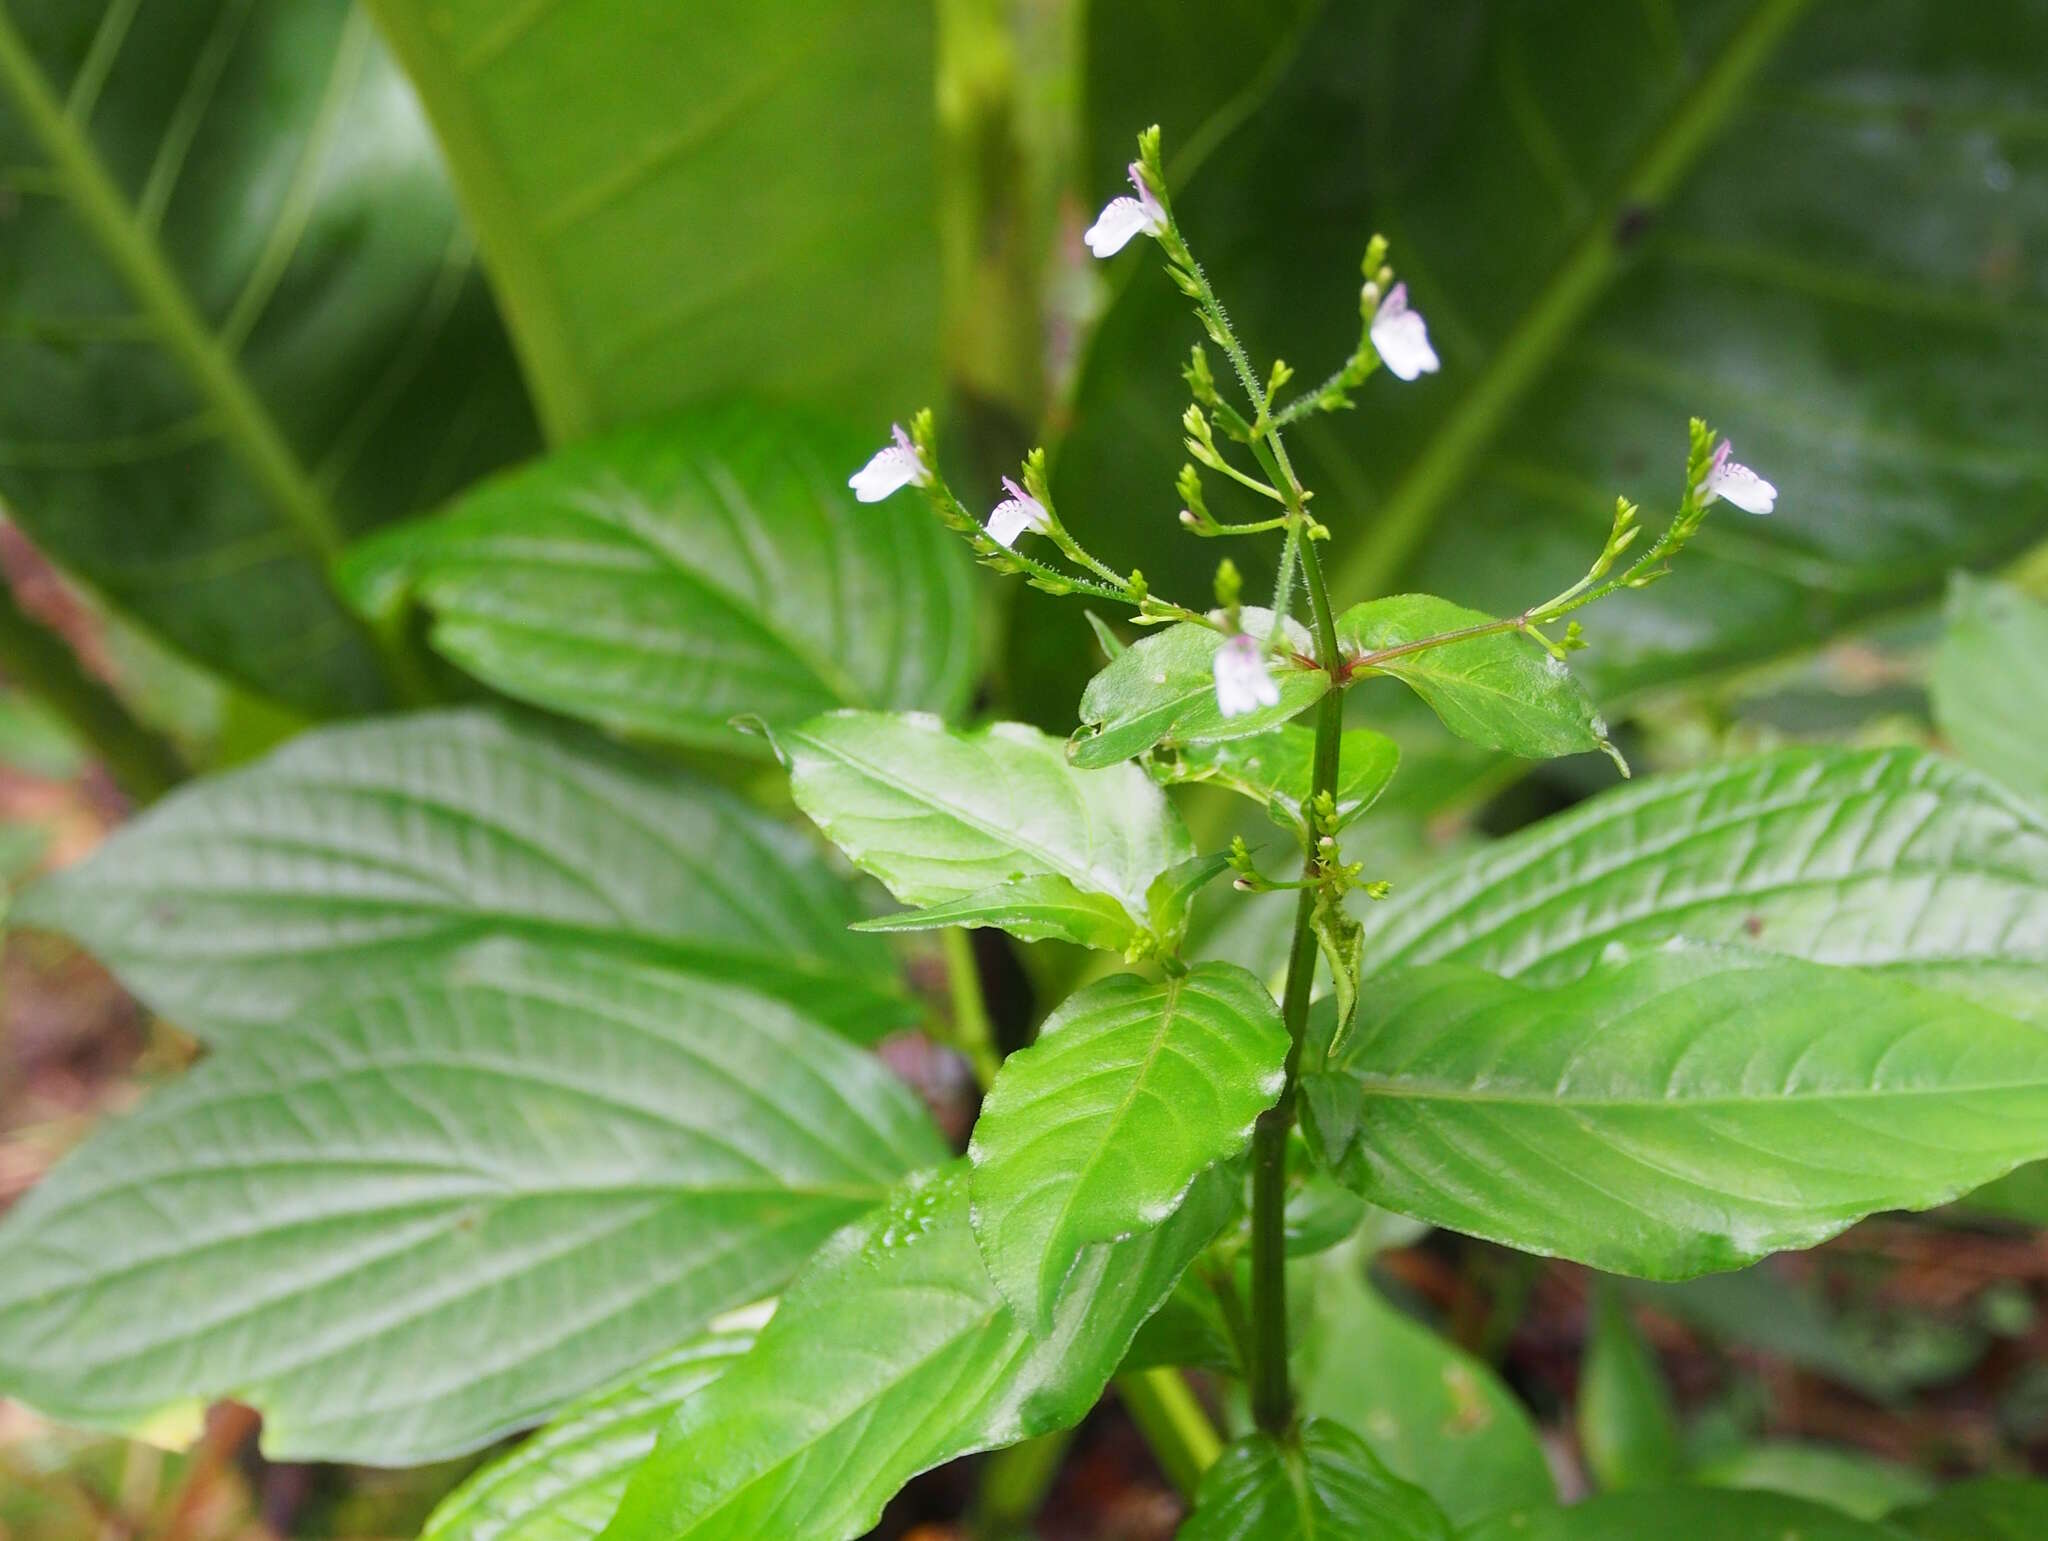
[1152,725,1400,838]
[855,875,1139,953]
[341,407,976,753]
[1338,595,1618,768]
[1304,946,2048,1278]
[1890,1478,2048,1540]
[361,0,936,441]
[1578,1288,1682,1492]
[0,942,945,1462]
[1361,746,2048,1024]
[422,1324,758,1541]
[598,1161,1234,1541]
[0,0,534,714]
[1179,1418,1451,1541]
[14,708,910,1043]
[786,711,1194,945]
[968,964,1285,1327]
[1462,1491,1905,1541]
[1932,575,2048,809]
[1070,611,1328,769]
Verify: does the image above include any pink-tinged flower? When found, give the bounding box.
[1084,163,1168,258]
[1695,439,1777,515]
[1369,283,1440,381]
[1213,634,1281,719]
[849,424,929,503]
[986,477,1051,549]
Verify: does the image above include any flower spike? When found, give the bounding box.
[1695,438,1777,515]
[1084,162,1169,258]
[987,477,1052,549]
[849,423,930,503]
[1368,282,1440,381]
[1213,633,1281,719]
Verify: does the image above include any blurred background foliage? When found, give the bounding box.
[0,0,2043,1536]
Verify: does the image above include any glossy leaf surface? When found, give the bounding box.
[1152,724,1400,837]
[1179,1418,1450,1541]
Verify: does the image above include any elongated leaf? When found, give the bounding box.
[968,964,1285,1327]
[1070,612,1327,769]
[1462,1491,1904,1541]
[1298,1247,1554,1527]
[0,0,534,714]
[423,1324,758,1541]
[14,708,910,1043]
[0,941,945,1463]
[786,711,1195,943]
[1932,575,2048,808]
[1890,1479,2048,1540]
[599,1161,1234,1541]
[1360,746,2048,1023]
[1304,945,2048,1278]
[1180,1418,1450,1541]
[1693,1443,1934,1521]
[1339,596,1618,767]
[341,407,976,753]
[1579,1289,1682,1492]
[361,0,936,442]
[855,875,1140,953]
[1152,724,1400,837]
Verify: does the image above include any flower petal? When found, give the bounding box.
[1369,283,1440,382]
[1703,458,1778,514]
[1213,634,1282,719]
[1084,196,1152,258]
[987,497,1048,549]
[848,445,926,503]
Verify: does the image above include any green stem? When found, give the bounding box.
[971,1427,1073,1539]
[1116,1368,1225,1498]
[940,928,1002,1091]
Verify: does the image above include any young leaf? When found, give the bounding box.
[1578,1289,1682,1492]
[0,942,945,1464]
[1070,610,1328,769]
[1311,888,1365,1053]
[341,408,976,753]
[1152,725,1400,838]
[1146,850,1235,949]
[785,711,1194,945]
[0,0,535,715]
[13,709,910,1043]
[1298,1248,1555,1527]
[1360,745,2048,1023]
[1932,574,2048,808]
[422,1325,758,1541]
[854,875,1140,953]
[1462,1491,1904,1541]
[1337,595,1618,767]
[1303,945,2048,1279]
[967,965,1286,1328]
[1179,1419,1451,1541]
[1890,1478,2048,1540]
[598,1161,1234,1541]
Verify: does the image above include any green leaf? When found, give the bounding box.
[1360,746,2048,1024]
[855,875,1140,953]
[340,407,976,754]
[1462,1491,1906,1541]
[1957,1162,2048,1226]
[1304,945,2048,1279]
[1152,725,1400,838]
[422,1324,758,1541]
[1578,1288,1682,1492]
[1297,1247,1555,1528]
[1890,1478,2048,1540]
[1932,575,2048,808]
[1693,1443,1935,1522]
[786,711,1195,946]
[1147,850,1236,952]
[0,941,945,1463]
[1337,596,1618,768]
[14,708,910,1044]
[1179,1418,1451,1541]
[0,0,535,715]
[1039,3,2048,725]
[361,0,936,443]
[598,1160,1233,1541]
[1070,612,1328,770]
[967,964,1285,1327]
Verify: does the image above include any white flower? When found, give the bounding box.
[849,423,929,503]
[1369,283,1440,381]
[986,477,1051,549]
[1695,438,1777,515]
[1213,633,1281,719]
[1084,163,1168,258]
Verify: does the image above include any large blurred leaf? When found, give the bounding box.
[15,708,912,1042]
[1360,746,2048,1022]
[0,0,535,715]
[599,1161,1234,1541]
[1179,1418,1450,1541]
[1303,945,2048,1277]
[1578,1289,1682,1492]
[422,1324,757,1541]
[1039,0,2048,725]
[1890,1479,2048,1540]
[1932,575,2048,808]
[0,941,945,1463]
[361,0,937,442]
[1693,1443,1935,1520]
[1461,1490,1903,1540]
[342,408,977,753]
